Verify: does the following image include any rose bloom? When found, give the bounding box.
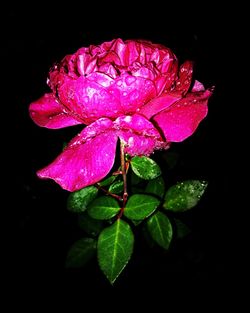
[29,38,214,191]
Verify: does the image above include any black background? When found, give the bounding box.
[2,2,239,308]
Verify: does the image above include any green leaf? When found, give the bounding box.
[131,156,161,180]
[67,186,98,213]
[173,218,191,239]
[78,213,104,236]
[145,176,165,198]
[98,176,116,187]
[147,211,173,250]
[65,238,96,268]
[124,194,160,220]
[108,180,124,194]
[97,219,134,284]
[163,180,208,212]
[88,196,120,220]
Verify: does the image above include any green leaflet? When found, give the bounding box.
[97,219,134,284]
[67,186,98,213]
[131,156,161,180]
[98,176,116,187]
[108,180,124,194]
[88,196,121,220]
[164,180,208,212]
[124,194,160,220]
[147,211,173,250]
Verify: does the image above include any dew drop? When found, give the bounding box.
[129,90,139,101]
[124,116,132,123]
[125,76,136,86]
[128,137,134,146]
[116,80,123,87]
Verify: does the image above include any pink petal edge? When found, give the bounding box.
[29,93,82,129]
[153,89,213,142]
[37,118,118,191]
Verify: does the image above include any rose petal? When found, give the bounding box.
[155,60,178,94]
[29,93,82,129]
[139,93,181,119]
[114,114,167,156]
[57,75,122,123]
[37,118,117,191]
[58,72,157,122]
[174,61,194,95]
[153,89,213,142]
[192,80,205,92]
[111,39,140,66]
[113,73,157,113]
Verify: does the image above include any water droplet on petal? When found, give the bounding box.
[116,80,123,87]
[129,90,139,101]
[128,137,134,146]
[124,116,132,123]
[125,76,136,86]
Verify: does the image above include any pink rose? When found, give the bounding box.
[29,38,213,191]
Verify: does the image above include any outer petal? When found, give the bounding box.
[29,93,82,129]
[57,75,122,123]
[37,118,118,191]
[114,114,168,156]
[57,73,157,122]
[139,93,181,119]
[174,61,194,95]
[153,89,213,142]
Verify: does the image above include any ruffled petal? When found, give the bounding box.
[29,93,82,129]
[57,72,157,123]
[153,89,213,142]
[114,114,167,156]
[37,118,118,191]
[139,93,181,119]
[57,75,122,123]
[174,61,194,95]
